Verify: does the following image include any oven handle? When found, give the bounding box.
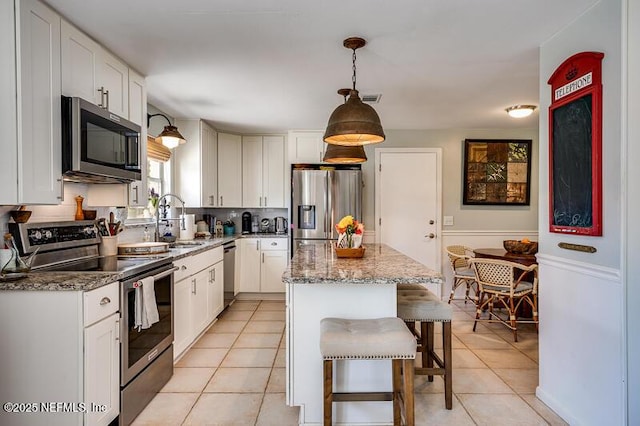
[124,266,178,290]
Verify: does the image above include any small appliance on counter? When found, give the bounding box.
[260,217,271,233]
[251,215,260,233]
[241,212,252,234]
[275,216,288,234]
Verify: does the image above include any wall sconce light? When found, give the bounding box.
[323,37,385,146]
[505,105,537,118]
[147,113,186,149]
[323,89,367,163]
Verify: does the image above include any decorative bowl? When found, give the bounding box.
[82,209,97,220]
[335,246,366,258]
[503,240,538,255]
[10,210,31,223]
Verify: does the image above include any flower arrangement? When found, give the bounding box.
[335,215,364,248]
[148,188,160,217]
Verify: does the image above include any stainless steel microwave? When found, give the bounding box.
[62,96,142,183]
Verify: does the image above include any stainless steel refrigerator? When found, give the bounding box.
[292,166,362,253]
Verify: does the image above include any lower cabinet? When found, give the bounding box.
[174,247,224,359]
[0,281,120,426]
[239,238,288,293]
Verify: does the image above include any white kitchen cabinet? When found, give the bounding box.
[84,312,120,426]
[16,0,63,204]
[173,247,224,359]
[288,130,325,163]
[128,68,148,207]
[61,18,129,117]
[0,281,120,426]
[238,238,288,293]
[174,119,218,207]
[242,135,285,207]
[239,238,261,292]
[0,0,17,204]
[207,261,224,323]
[218,132,243,207]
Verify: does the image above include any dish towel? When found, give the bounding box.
[134,276,159,331]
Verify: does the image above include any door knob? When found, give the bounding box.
[425,233,436,239]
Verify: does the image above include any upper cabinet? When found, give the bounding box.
[242,135,285,207]
[15,0,63,204]
[217,133,243,207]
[288,130,325,163]
[61,19,128,117]
[174,119,218,208]
[128,69,148,207]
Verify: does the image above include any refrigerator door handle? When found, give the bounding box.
[324,173,329,239]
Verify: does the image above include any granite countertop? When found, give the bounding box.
[0,233,290,292]
[283,242,443,285]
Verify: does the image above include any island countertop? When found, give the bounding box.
[283,242,443,285]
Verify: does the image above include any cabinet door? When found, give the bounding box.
[61,19,100,103]
[84,312,119,426]
[17,0,62,204]
[288,131,325,163]
[207,261,224,323]
[0,0,17,204]
[128,69,147,206]
[263,136,285,207]
[201,123,218,207]
[239,239,261,293]
[99,50,129,117]
[174,278,192,359]
[173,119,202,207]
[242,136,263,207]
[217,133,243,207]
[191,270,210,337]
[260,250,288,292]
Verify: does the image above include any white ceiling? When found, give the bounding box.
[45,0,598,134]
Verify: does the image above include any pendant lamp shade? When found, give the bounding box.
[323,143,367,163]
[156,125,186,149]
[324,90,385,145]
[324,37,385,146]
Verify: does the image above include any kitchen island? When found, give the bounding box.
[283,242,442,425]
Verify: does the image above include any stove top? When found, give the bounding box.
[37,255,172,279]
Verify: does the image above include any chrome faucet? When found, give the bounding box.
[155,193,187,242]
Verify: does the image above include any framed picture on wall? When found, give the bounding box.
[463,139,532,205]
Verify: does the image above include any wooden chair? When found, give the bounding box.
[469,258,538,342]
[445,245,478,304]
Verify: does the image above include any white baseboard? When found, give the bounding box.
[235,292,285,301]
[535,386,578,425]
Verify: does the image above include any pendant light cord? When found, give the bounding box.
[352,48,357,91]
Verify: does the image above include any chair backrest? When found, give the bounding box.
[445,245,473,271]
[469,258,537,295]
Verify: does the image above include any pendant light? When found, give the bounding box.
[323,37,385,146]
[323,89,368,163]
[147,113,187,149]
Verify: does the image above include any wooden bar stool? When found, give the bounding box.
[320,317,417,426]
[397,284,453,409]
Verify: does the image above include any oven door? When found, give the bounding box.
[121,264,175,386]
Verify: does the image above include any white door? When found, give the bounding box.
[375,148,442,284]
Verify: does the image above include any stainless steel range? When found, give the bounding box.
[9,221,175,426]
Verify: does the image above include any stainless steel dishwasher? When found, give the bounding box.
[223,241,236,308]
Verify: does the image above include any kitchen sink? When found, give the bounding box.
[169,241,205,248]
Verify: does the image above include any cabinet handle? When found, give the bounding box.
[256,241,259,250]
[181,265,187,270]
[259,196,262,207]
[105,89,110,110]
[133,186,139,204]
[220,195,223,206]
[115,319,120,341]
[97,86,105,108]
[264,196,267,206]
[271,242,277,246]
[262,253,264,263]
[100,297,111,306]
[192,278,196,294]
[56,178,63,200]
[209,195,214,206]
[213,269,216,281]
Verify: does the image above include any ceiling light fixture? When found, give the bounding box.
[323,37,385,146]
[147,113,187,149]
[323,89,368,164]
[505,105,537,118]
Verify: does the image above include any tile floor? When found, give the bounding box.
[132,299,567,426]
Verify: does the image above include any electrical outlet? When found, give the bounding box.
[443,216,454,226]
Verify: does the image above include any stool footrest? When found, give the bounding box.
[332,392,393,402]
[415,367,446,376]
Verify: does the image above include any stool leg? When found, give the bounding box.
[392,359,402,426]
[323,359,333,426]
[443,322,453,410]
[425,321,435,381]
[403,359,415,426]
